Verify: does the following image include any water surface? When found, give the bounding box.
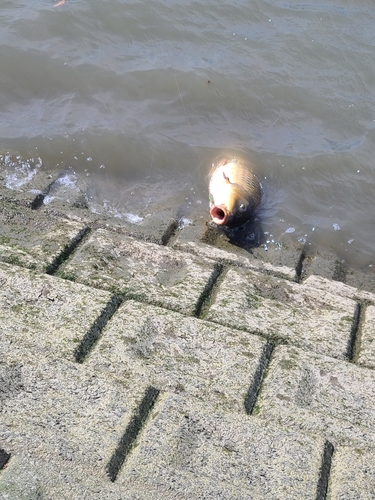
[1,0,375,270]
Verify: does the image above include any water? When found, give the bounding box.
[1,0,375,270]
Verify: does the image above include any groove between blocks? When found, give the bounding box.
[30,171,76,211]
[30,177,59,210]
[295,248,306,283]
[245,342,274,415]
[106,386,160,482]
[75,295,123,363]
[347,302,364,362]
[0,448,11,470]
[194,263,225,318]
[316,441,334,500]
[46,227,91,276]
[161,219,179,246]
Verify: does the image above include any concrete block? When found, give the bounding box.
[357,305,375,369]
[328,446,375,499]
[0,278,157,496]
[302,254,338,282]
[0,360,147,478]
[174,216,301,280]
[205,267,356,359]
[119,394,325,500]
[345,267,375,295]
[304,275,375,305]
[256,345,375,447]
[170,209,209,245]
[61,229,217,315]
[251,235,302,272]
[0,200,86,272]
[0,262,112,361]
[0,265,152,496]
[88,300,268,412]
[173,240,296,280]
[0,455,123,500]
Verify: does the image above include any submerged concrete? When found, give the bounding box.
[0,168,375,498]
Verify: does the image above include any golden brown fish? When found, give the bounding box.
[208,158,262,227]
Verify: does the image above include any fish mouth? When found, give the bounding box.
[210,205,229,225]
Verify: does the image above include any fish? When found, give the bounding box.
[208,158,262,227]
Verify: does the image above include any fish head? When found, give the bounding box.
[209,184,253,226]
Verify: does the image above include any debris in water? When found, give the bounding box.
[333,223,340,231]
[54,0,66,6]
[285,227,295,233]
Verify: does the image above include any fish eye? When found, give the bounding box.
[238,203,247,213]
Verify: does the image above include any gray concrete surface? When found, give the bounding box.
[256,345,375,447]
[0,167,375,498]
[87,300,268,413]
[204,267,357,360]
[59,228,218,315]
[328,446,375,499]
[118,394,325,500]
[359,305,375,369]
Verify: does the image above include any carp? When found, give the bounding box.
[208,158,262,227]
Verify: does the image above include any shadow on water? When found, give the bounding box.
[222,217,264,251]
[202,215,264,253]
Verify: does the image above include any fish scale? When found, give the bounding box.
[222,162,262,206]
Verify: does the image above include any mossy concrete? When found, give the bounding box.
[87,300,267,413]
[0,168,374,498]
[256,345,375,447]
[118,394,325,500]
[0,199,86,272]
[328,446,375,499]
[60,228,217,315]
[205,266,357,360]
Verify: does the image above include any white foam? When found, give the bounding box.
[124,213,144,224]
[179,217,193,227]
[43,195,54,204]
[57,173,79,190]
[5,167,37,189]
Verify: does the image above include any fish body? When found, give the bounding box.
[208,159,262,227]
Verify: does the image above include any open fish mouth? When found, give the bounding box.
[210,205,229,225]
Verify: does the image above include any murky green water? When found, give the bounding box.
[1,0,375,270]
